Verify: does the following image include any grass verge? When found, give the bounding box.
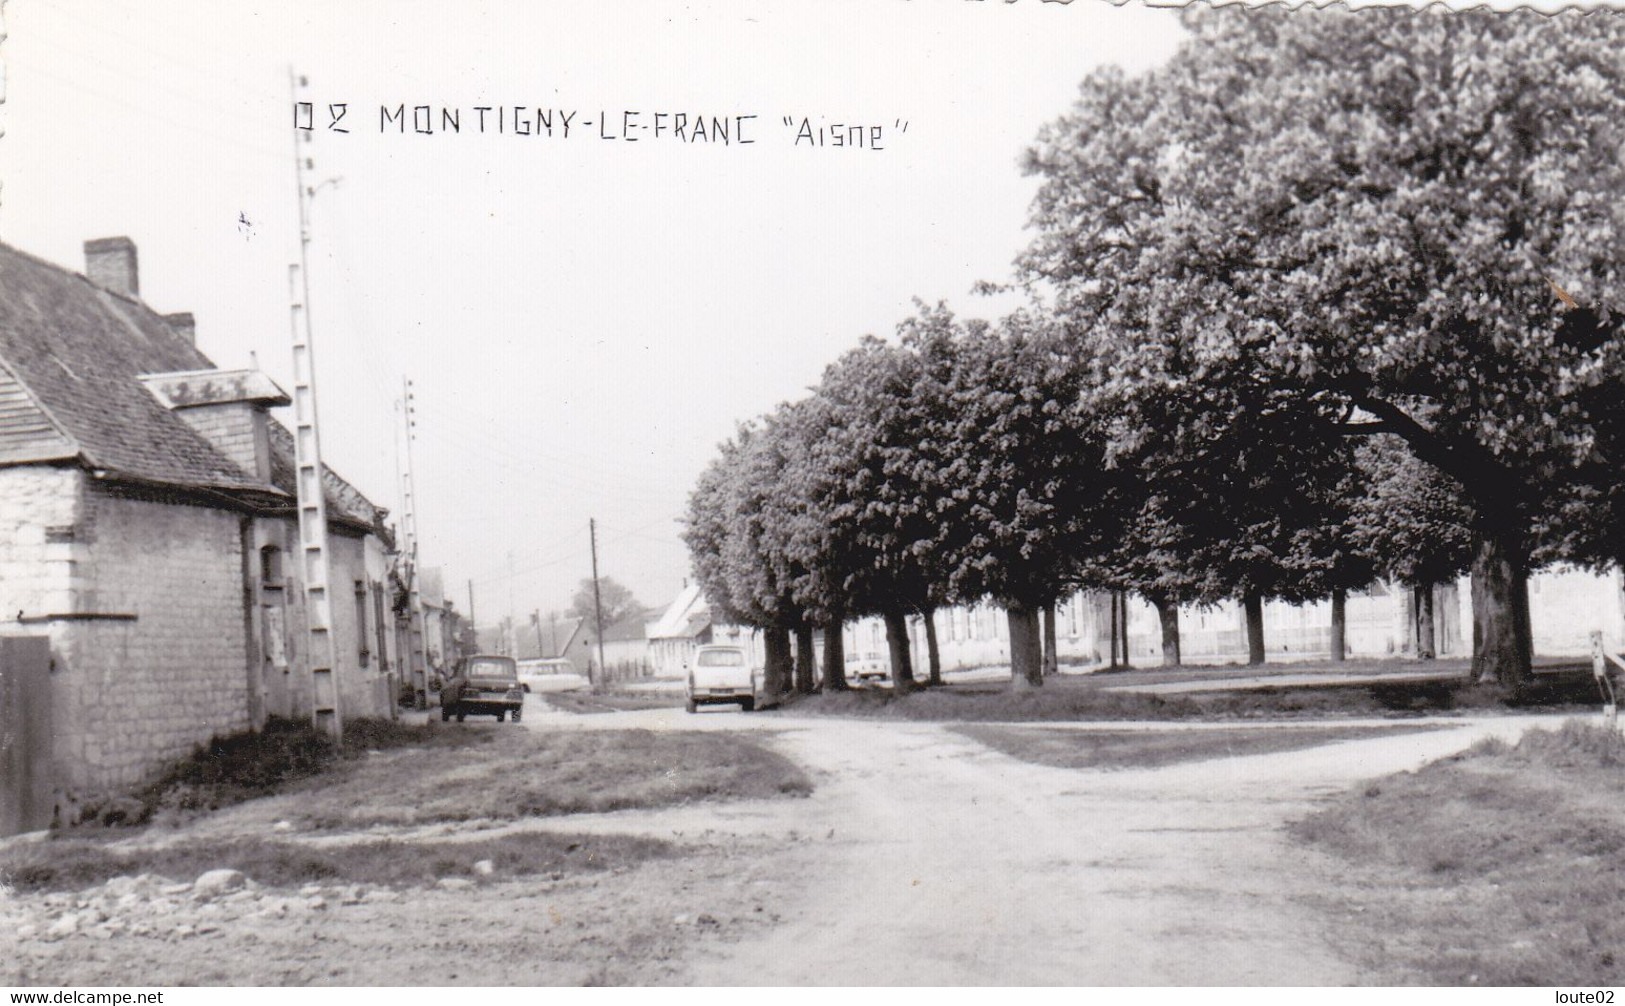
[544,692,684,714]
[955,723,1454,770]
[295,727,812,829]
[1293,719,1625,985]
[789,666,1597,723]
[75,717,488,828]
[0,830,670,894]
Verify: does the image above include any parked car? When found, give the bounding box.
[517,657,584,693]
[845,650,891,683]
[685,644,758,713]
[441,654,525,723]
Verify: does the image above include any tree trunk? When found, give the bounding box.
[1243,591,1266,666]
[1470,531,1534,689]
[1108,591,1121,670]
[794,623,817,694]
[1007,603,1044,688]
[763,626,793,697]
[883,608,916,694]
[1117,590,1132,669]
[822,617,847,691]
[1152,595,1181,667]
[923,607,943,686]
[1041,600,1059,676]
[1416,583,1437,660]
[1330,588,1347,662]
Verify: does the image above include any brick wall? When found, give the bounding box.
[0,469,256,818]
[0,466,83,620]
[257,521,395,723]
[174,403,269,483]
[51,484,252,802]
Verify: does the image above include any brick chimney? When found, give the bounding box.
[84,237,139,298]
[164,312,196,344]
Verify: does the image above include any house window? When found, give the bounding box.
[260,546,284,588]
[354,580,371,668]
[372,584,390,673]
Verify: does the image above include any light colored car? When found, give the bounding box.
[517,657,586,693]
[845,650,891,683]
[685,644,758,713]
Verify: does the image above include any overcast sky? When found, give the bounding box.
[3,0,1190,624]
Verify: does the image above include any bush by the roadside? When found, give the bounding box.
[1294,719,1625,985]
[0,830,670,894]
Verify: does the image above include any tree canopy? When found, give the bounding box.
[681,9,1625,695]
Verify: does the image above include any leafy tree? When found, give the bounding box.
[922,308,1110,685]
[1348,436,1475,656]
[567,576,640,628]
[808,333,951,692]
[682,421,804,695]
[1020,9,1625,688]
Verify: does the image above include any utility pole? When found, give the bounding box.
[590,518,606,687]
[533,609,544,660]
[287,69,341,741]
[467,579,476,653]
[507,551,516,656]
[400,377,429,707]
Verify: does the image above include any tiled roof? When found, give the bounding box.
[267,420,389,536]
[648,583,706,639]
[597,606,662,644]
[0,241,272,492]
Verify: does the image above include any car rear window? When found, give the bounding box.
[697,650,745,667]
[466,658,517,677]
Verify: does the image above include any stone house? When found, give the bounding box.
[0,236,404,831]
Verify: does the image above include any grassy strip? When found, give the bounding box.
[955,723,1454,770]
[544,692,684,715]
[0,831,670,894]
[1293,720,1625,985]
[76,717,488,828]
[788,670,1598,723]
[296,728,812,829]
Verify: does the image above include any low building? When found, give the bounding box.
[0,236,403,833]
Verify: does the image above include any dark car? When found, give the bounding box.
[440,654,525,723]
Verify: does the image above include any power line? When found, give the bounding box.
[35,0,272,108]
[6,54,287,163]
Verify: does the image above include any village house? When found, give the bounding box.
[0,236,407,834]
[647,582,758,678]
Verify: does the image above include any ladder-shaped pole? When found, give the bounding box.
[288,263,342,741]
[289,69,341,741]
[401,377,430,707]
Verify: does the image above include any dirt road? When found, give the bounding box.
[1,696,1569,986]
[539,705,1567,984]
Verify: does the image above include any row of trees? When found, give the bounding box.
[683,8,1625,695]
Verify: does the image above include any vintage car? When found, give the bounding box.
[440,654,525,723]
[685,644,759,713]
[516,656,585,694]
[845,650,891,683]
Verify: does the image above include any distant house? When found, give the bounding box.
[647,584,761,678]
[418,567,470,679]
[0,236,405,832]
[581,606,661,680]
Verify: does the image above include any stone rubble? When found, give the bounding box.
[2,868,435,944]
